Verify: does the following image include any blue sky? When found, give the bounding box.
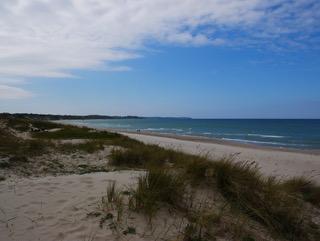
[1,0,320,118]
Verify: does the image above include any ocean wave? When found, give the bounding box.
[202,132,212,135]
[222,138,308,147]
[114,124,131,128]
[247,134,285,138]
[220,133,285,138]
[144,128,183,132]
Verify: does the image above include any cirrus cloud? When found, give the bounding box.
[0,0,319,98]
[0,85,32,99]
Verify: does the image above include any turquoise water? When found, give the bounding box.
[59,118,320,150]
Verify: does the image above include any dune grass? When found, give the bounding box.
[6,117,63,131]
[57,140,106,154]
[183,158,320,240]
[183,209,220,241]
[33,126,116,139]
[210,160,313,240]
[110,143,320,240]
[109,144,169,167]
[129,168,186,220]
[109,142,200,168]
[282,177,320,207]
[33,125,140,148]
[2,117,140,154]
[0,128,52,157]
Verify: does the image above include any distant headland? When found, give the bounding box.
[0,112,143,120]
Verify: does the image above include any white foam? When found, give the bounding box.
[222,138,308,147]
[247,134,285,138]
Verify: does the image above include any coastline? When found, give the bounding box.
[91,127,320,155]
[56,118,320,152]
[55,120,320,154]
[114,129,320,183]
[53,122,320,181]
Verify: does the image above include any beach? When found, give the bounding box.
[1,117,320,241]
[121,131,320,183]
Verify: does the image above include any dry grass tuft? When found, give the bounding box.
[282,177,320,207]
[130,168,186,220]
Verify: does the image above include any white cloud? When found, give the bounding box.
[0,85,32,99]
[0,0,319,95]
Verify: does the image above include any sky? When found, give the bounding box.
[0,0,320,118]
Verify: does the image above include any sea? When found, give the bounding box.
[59,118,320,150]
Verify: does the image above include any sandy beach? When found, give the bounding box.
[0,171,144,241]
[1,117,320,241]
[121,131,320,183]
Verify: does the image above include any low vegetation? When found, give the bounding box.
[210,161,314,240]
[6,117,63,131]
[130,169,186,220]
[0,128,52,157]
[33,125,140,148]
[1,116,320,240]
[109,142,202,168]
[282,177,320,207]
[109,141,320,240]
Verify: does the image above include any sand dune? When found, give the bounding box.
[0,171,142,241]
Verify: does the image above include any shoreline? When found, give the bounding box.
[117,130,320,183]
[52,122,320,182]
[101,127,320,155]
[55,121,320,155]
[55,119,320,154]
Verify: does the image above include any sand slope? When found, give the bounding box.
[123,132,320,183]
[0,171,142,241]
